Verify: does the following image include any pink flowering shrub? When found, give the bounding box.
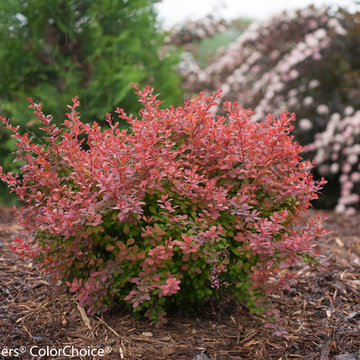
[0,86,326,324]
[180,5,360,212]
[165,15,229,47]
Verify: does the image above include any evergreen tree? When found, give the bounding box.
[0,0,182,201]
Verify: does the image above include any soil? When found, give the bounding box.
[0,207,359,360]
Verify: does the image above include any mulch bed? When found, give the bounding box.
[0,207,359,360]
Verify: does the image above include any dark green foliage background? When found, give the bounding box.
[0,0,182,202]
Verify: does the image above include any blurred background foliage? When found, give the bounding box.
[0,0,183,202]
[164,15,252,69]
[1,0,360,213]
[176,4,360,213]
[193,26,248,68]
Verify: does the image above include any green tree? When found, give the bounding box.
[0,0,182,202]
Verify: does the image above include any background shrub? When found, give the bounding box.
[0,0,182,201]
[179,5,360,213]
[165,15,251,69]
[1,86,326,325]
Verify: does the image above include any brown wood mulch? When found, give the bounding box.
[0,207,359,360]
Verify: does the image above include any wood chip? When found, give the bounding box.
[76,303,93,335]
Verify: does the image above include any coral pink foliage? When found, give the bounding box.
[0,85,326,324]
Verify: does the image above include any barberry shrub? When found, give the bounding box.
[0,86,326,324]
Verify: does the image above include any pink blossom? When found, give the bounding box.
[299,118,313,131]
[350,172,360,182]
[317,104,329,115]
[345,207,356,216]
[348,154,358,165]
[309,79,320,89]
[342,163,352,173]
[344,106,354,116]
[330,163,339,174]
[339,174,348,183]
[312,52,322,60]
[335,204,345,213]
[303,96,314,106]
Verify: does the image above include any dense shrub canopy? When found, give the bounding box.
[0,87,326,326]
[180,5,360,213]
